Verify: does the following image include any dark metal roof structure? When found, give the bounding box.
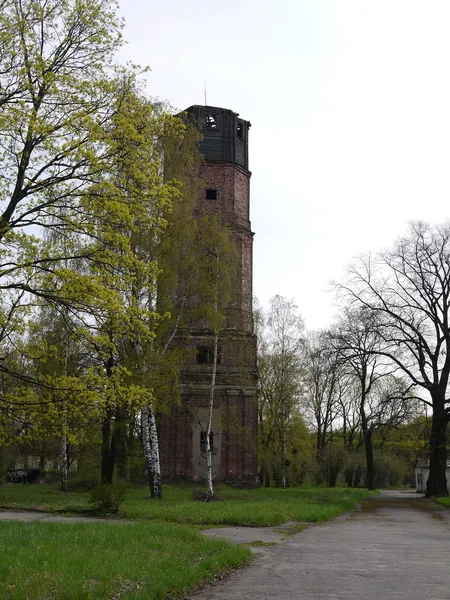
[183,105,250,170]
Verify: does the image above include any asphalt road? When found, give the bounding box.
[194,491,450,600]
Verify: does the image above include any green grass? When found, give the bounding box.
[0,484,89,513]
[433,497,450,508]
[0,483,374,599]
[0,484,374,526]
[0,520,250,600]
[246,540,277,547]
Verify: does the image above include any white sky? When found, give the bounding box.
[118,0,450,330]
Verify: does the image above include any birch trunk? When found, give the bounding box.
[148,406,162,499]
[136,336,163,500]
[141,404,154,490]
[206,331,219,499]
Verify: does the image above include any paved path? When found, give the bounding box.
[194,491,450,600]
[0,508,126,523]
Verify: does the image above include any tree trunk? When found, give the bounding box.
[39,442,46,471]
[114,405,128,481]
[345,467,354,487]
[280,396,287,489]
[148,407,162,499]
[360,385,375,491]
[328,468,338,488]
[258,466,264,486]
[134,332,162,499]
[60,320,69,491]
[141,404,162,499]
[101,352,116,484]
[426,399,448,497]
[205,332,218,499]
[363,428,375,491]
[141,404,153,490]
[60,410,68,492]
[259,464,271,488]
[101,409,115,484]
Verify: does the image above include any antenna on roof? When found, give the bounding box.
[204,79,207,106]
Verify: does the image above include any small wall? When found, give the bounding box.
[415,465,450,493]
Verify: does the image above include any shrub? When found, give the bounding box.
[89,482,127,514]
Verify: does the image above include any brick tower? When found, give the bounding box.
[159,105,258,486]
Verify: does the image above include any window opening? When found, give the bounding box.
[236,121,243,138]
[200,431,214,452]
[206,189,217,200]
[196,345,221,365]
[206,114,218,129]
[196,346,213,364]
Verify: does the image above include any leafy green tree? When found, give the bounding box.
[0,0,144,389]
[80,93,190,497]
[257,296,304,487]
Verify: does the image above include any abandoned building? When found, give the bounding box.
[415,459,450,493]
[159,105,259,486]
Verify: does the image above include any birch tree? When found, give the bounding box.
[193,215,236,499]
[258,296,304,488]
[84,94,187,497]
[0,0,144,389]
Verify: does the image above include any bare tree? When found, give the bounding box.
[337,221,450,497]
[300,331,341,459]
[331,309,396,490]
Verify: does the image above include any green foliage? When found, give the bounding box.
[256,297,307,487]
[315,445,348,488]
[339,447,410,489]
[0,0,135,351]
[379,416,431,468]
[259,414,314,487]
[89,482,128,513]
[372,450,409,488]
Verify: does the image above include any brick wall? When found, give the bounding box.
[159,158,259,486]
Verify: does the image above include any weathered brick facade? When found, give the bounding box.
[159,106,258,486]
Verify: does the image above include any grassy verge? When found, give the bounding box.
[0,520,250,600]
[0,484,374,526]
[0,484,374,599]
[433,497,450,508]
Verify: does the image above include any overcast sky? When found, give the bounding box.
[117,0,450,330]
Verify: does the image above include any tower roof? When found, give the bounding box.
[181,105,250,170]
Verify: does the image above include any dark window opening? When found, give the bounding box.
[200,431,214,452]
[236,121,243,138]
[206,188,217,200]
[196,345,221,365]
[206,114,218,129]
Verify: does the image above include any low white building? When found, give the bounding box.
[415,459,450,493]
